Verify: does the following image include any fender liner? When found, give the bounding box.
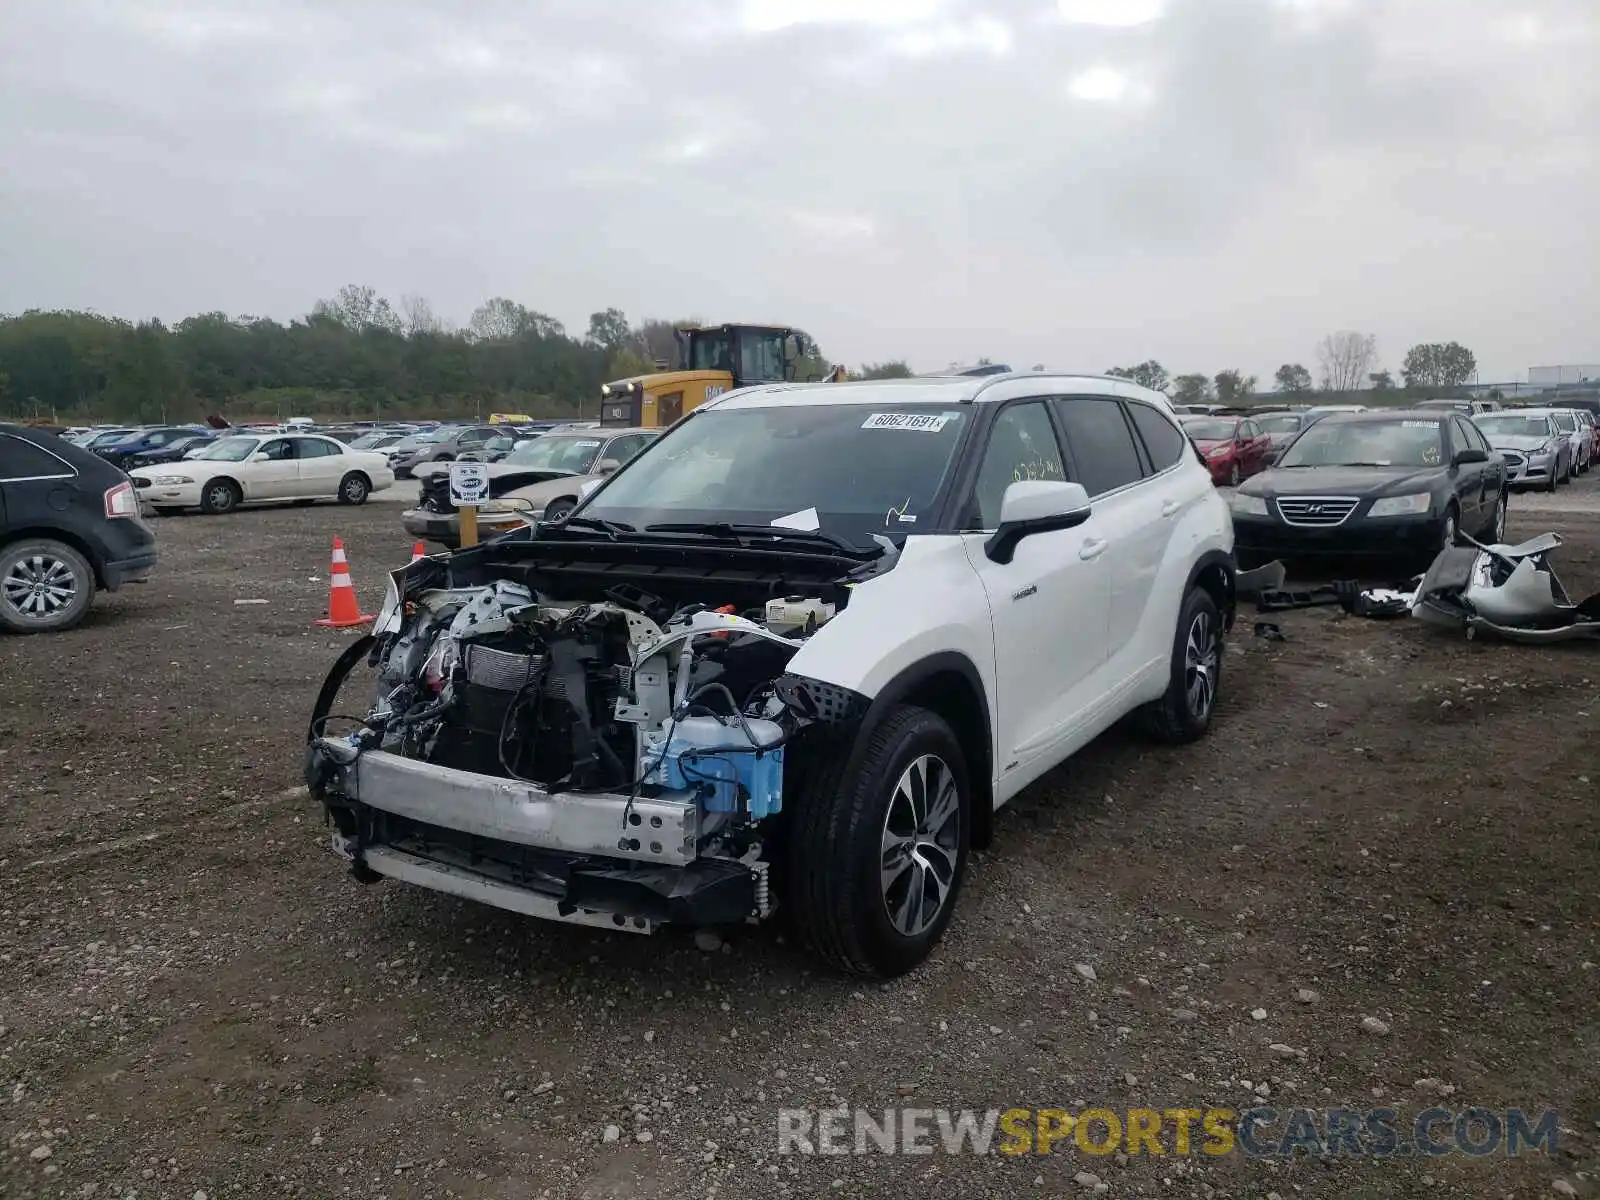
[1186,549,1238,632]
[779,651,996,850]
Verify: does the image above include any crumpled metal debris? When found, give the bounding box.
[1410,531,1600,643]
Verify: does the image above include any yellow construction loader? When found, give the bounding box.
[597,323,843,429]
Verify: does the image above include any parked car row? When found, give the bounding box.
[130,433,396,514]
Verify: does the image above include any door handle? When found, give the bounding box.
[1161,499,1181,517]
[1079,537,1109,561]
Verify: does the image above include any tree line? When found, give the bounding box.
[0,286,842,424]
[1107,333,1481,407]
[0,293,1486,424]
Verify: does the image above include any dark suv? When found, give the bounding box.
[0,425,157,633]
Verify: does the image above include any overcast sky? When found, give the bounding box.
[1,0,1595,383]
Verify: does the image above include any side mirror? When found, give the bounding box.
[250,452,270,463]
[984,481,1092,564]
[1453,448,1489,466]
[578,478,604,500]
[595,458,622,476]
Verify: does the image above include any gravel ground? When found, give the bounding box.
[3,489,1598,1200]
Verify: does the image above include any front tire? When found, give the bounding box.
[543,497,577,522]
[1139,586,1223,744]
[199,478,241,514]
[0,539,96,634]
[785,706,970,978]
[338,472,370,505]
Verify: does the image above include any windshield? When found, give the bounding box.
[688,330,733,372]
[1476,415,1551,439]
[484,436,515,452]
[1257,415,1303,434]
[193,436,261,462]
[579,403,970,543]
[503,434,606,473]
[1277,419,1445,468]
[350,433,397,450]
[1181,419,1239,440]
[420,427,460,443]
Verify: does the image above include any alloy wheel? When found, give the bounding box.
[2,552,79,621]
[879,754,961,938]
[1184,610,1219,721]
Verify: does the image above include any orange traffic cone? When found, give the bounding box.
[409,541,426,564]
[315,537,375,628]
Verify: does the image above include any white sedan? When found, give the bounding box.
[130,433,396,515]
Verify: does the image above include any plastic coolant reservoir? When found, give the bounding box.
[653,715,786,818]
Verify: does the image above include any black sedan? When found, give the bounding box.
[1229,410,1508,574]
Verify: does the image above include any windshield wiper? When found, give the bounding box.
[644,521,874,555]
[555,514,636,535]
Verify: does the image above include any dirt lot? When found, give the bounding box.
[3,492,1598,1200]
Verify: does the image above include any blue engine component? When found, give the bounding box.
[651,715,785,818]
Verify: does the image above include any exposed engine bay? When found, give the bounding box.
[304,534,884,933]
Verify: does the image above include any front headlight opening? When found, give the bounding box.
[1230,494,1268,516]
[153,475,190,487]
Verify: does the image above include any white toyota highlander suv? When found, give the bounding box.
[306,373,1237,977]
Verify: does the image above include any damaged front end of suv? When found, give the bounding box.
[304,528,888,938]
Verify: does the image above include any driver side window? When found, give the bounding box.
[968,402,1065,530]
[259,439,292,461]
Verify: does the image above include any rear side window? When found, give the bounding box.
[1054,398,1146,496]
[0,434,74,482]
[295,438,341,459]
[1126,402,1187,471]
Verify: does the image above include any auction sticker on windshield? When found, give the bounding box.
[862,413,954,432]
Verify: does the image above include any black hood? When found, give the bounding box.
[1240,465,1446,498]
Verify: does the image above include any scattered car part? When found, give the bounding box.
[1411,532,1600,643]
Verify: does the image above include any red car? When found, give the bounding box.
[1181,416,1273,486]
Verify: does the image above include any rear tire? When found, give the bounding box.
[199,478,241,514]
[0,538,96,634]
[338,472,370,505]
[785,706,970,978]
[1139,587,1223,744]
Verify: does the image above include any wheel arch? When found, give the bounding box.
[1185,549,1237,634]
[0,526,106,587]
[859,652,996,851]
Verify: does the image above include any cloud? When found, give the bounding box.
[0,0,1594,382]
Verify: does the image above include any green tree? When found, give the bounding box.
[1106,360,1169,392]
[1401,342,1476,389]
[1369,370,1395,390]
[105,321,184,421]
[1274,363,1313,393]
[585,308,634,354]
[1171,373,1212,405]
[1213,369,1257,404]
[856,360,912,380]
